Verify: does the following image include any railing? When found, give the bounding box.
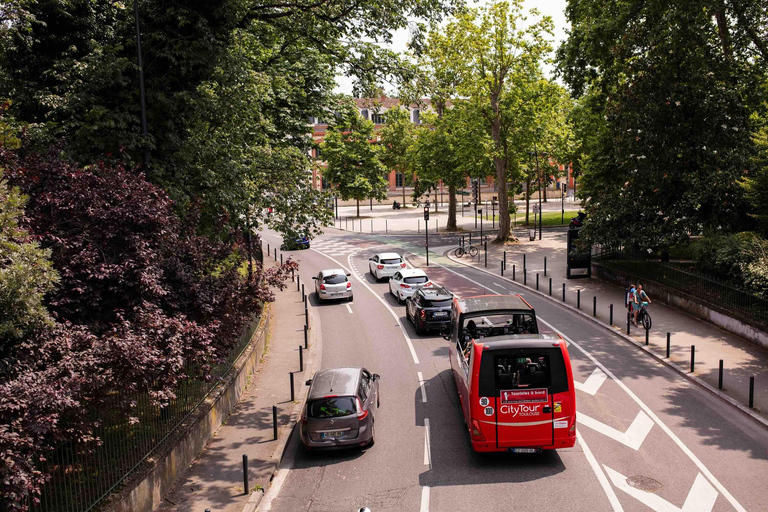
[598,259,768,328]
[30,313,262,512]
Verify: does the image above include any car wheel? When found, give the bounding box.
[398,293,403,304]
[348,295,353,303]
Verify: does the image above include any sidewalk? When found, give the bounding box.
[155,278,317,512]
[414,230,768,424]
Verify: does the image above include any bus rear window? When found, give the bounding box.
[478,348,569,396]
[307,397,356,418]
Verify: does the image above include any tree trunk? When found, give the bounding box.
[356,199,360,217]
[447,184,457,230]
[434,189,438,212]
[525,190,530,225]
[491,93,510,243]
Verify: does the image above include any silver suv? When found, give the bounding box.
[300,367,380,450]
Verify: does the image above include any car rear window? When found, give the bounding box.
[307,397,356,419]
[323,275,347,284]
[424,298,452,307]
[478,348,569,396]
[381,258,402,265]
[404,276,428,284]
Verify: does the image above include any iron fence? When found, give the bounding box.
[29,313,263,512]
[599,259,768,328]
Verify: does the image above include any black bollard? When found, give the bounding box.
[536,273,539,290]
[484,241,487,267]
[524,270,527,286]
[280,253,283,265]
[297,277,300,291]
[549,278,552,296]
[593,296,597,317]
[645,328,649,345]
[299,346,304,372]
[749,376,755,408]
[301,283,305,301]
[691,345,695,373]
[267,243,270,254]
[544,257,547,276]
[501,261,504,276]
[504,251,507,269]
[562,283,565,302]
[305,304,308,327]
[513,264,516,281]
[577,289,581,309]
[273,405,278,440]
[243,454,249,495]
[292,269,295,282]
[274,248,277,261]
[626,312,631,335]
[290,372,295,401]
[666,332,671,358]
[523,254,527,272]
[304,324,308,348]
[609,304,613,326]
[718,360,724,390]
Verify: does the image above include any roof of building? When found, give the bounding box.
[353,97,453,110]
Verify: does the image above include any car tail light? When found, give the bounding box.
[400,263,407,268]
[346,282,352,289]
[319,284,326,290]
[424,282,432,287]
[400,283,411,288]
[420,310,426,319]
[356,397,368,420]
[471,419,486,441]
[377,264,384,269]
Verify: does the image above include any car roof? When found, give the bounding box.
[477,334,562,350]
[376,252,402,259]
[308,367,361,399]
[399,268,426,277]
[456,295,533,313]
[320,268,346,276]
[419,286,451,299]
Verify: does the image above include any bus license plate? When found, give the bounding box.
[321,431,344,439]
[510,448,539,454]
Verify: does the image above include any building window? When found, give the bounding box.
[360,109,369,120]
[412,109,420,124]
[322,176,330,190]
[371,112,386,124]
[396,172,404,188]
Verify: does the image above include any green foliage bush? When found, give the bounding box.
[692,232,768,298]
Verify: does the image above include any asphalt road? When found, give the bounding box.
[256,229,768,512]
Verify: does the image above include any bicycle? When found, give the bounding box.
[454,244,479,258]
[636,302,652,330]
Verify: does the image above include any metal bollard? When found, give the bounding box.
[501,261,504,276]
[504,251,507,269]
[562,283,565,302]
[273,405,278,440]
[302,284,305,301]
[749,376,755,408]
[577,289,581,309]
[292,269,295,282]
[290,372,295,401]
[280,253,283,265]
[626,312,631,335]
[718,360,724,390]
[593,296,597,317]
[524,270,527,286]
[513,264,516,281]
[523,254,526,271]
[484,242,487,267]
[304,324,308,348]
[609,304,613,326]
[267,243,270,254]
[549,278,552,296]
[243,455,249,495]
[305,304,309,327]
[690,345,695,373]
[666,332,671,358]
[645,328,649,345]
[536,273,539,290]
[299,346,304,372]
[544,257,547,276]
[274,248,277,261]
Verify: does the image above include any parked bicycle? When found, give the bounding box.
[454,244,479,258]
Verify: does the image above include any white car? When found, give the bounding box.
[313,269,353,302]
[368,253,406,281]
[389,269,433,303]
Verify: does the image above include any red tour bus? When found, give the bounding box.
[446,295,577,453]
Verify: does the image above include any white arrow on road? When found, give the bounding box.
[605,466,718,512]
[575,367,608,395]
[578,411,654,451]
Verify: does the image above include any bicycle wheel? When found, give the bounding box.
[642,310,652,331]
[468,246,479,258]
[454,247,465,258]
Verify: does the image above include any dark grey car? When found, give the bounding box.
[300,367,380,450]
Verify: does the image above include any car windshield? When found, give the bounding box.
[323,275,347,284]
[307,397,356,419]
[404,276,428,284]
[423,298,452,307]
[462,313,536,338]
[381,258,401,265]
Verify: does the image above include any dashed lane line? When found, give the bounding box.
[345,303,353,314]
[417,372,427,403]
[423,418,432,469]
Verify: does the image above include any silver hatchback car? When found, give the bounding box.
[313,269,353,302]
[300,367,380,450]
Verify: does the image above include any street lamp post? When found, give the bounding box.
[133,0,150,174]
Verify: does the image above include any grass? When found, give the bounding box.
[484,210,577,227]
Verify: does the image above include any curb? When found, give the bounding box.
[242,295,322,512]
[414,248,768,431]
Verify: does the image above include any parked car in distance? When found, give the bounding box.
[313,269,353,302]
[406,287,453,334]
[301,367,380,450]
[281,235,310,250]
[368,253,406,281]
[388,268,433,304]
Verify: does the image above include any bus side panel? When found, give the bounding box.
[469,344,499,451]
[449,337,471,437]
[552,343,577,448]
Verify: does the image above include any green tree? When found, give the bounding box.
[322,101,388,217]
[0,169,58,356]
[379,105,417,207]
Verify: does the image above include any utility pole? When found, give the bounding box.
[134,0,150,175]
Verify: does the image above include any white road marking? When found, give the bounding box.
[605,467,718,512]
[257,466,289,511]
[417,372,427,403]
[486,284,505,294]
[420,486,430,512]
[575,367,608,396]
[577,411,654,451]
[345,303,353,314]
[577,431,624,511]
[419,259,746,512]
[493,281,507,289]
[423,418,432,469]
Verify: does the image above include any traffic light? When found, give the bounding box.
[472,180,479,204]
[423,206,430,221]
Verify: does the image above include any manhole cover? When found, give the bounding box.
[626,475,662,493]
